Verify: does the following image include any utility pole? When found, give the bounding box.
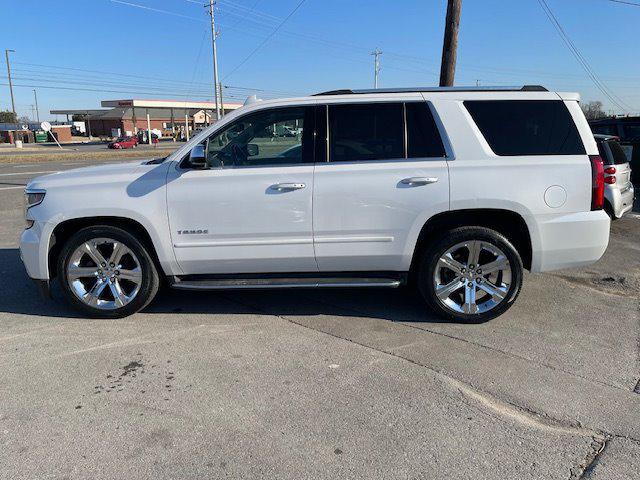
[371,49,382,89]
[4,50,16,119]
[439,0,462,87]
[208,0,221,120]
[33,89,40,123]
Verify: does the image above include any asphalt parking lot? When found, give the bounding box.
[0,158,638,479]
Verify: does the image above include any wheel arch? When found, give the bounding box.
[409,209,533,276]
[48,216,164,279]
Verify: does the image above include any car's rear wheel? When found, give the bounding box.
[417,227,523,323]
[57,226,159,318]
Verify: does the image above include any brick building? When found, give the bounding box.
[52,99,242,138]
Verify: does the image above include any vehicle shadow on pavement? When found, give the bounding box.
[0,248,465,324]
[0,249,80,319]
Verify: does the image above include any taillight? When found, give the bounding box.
[589,155,604,210]
[604,167,616,175]
[604,176,616,184]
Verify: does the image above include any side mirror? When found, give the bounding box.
[189,144,207,168]
[247,143,259,157]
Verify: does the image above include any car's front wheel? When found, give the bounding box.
[417,227,523,323]
[57,226,160,318]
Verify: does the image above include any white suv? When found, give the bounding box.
[20,86,610,322]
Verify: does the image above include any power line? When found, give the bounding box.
[223,0,308,79]
[537,0,634,112]
[108,0,206,21]
[9,62,302,96]
[605,0,640,6]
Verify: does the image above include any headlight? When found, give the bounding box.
[25,189,46,210]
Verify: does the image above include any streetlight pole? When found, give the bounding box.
[208,0,221,120]
[33,89,40,123]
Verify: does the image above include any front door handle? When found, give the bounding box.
[400,177,438,186]
[270,182,306,191]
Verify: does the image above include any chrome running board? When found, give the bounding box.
[170,276,402,291]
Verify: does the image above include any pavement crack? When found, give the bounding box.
[220,293,610,442]
[569,434,611,479]
[447,376,602,438]
[295,292,633,394]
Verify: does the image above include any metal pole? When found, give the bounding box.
[371,48,382,88]
[209,0,221,120]
[146,110,152,145]
[185,114,189,141]
[371,49,382,89]
[218,83,224,118]
[439,0,463,87]
[33,89,40,123]
[5,49,18,143]
[86,110,92,138]
[4,50,16,120]
[131,106,137,134]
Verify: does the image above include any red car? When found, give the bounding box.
[108,136,138,149]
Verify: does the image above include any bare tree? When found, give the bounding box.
[581,101,607,120]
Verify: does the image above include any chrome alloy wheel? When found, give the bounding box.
[433,240,512,315]
[66,238,143,310]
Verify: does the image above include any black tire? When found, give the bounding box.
[57,225,160,318]
[417,226,523,323]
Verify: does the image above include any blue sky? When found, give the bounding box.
[1,0,638,120]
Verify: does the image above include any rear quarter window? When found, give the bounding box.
[464,100,586,156]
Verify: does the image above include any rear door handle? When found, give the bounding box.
[270,182,306,191]
[400,177,438,186]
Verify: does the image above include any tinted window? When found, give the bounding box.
[622,124,640,142]
[329,103,404,162]
[606,141,630,165]
[464,100,585,156]
[406,102,446,158]
[202,106,313,168]
[591,124,617,136]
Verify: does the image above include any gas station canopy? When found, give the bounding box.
[100,99,242,110]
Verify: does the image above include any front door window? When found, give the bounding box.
[203,107,313,168]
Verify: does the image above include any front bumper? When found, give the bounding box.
[19,234,52,299]
[19,220,53,281]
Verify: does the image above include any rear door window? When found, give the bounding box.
[328,103,404,162]
[405,102,446,158]
[464,100,586,156]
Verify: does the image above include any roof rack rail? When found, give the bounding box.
[313,85,548,96]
